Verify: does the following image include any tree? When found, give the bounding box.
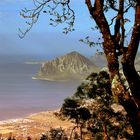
[19,0,140,139]
[61,71,133,139]
[85,1,140,139]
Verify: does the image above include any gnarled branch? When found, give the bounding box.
[19,0,75,38]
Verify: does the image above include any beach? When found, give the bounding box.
[0,109,74,139]
[0,59,79,139]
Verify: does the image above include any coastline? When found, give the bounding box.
[0,109,74,139]
[32,76,82,82]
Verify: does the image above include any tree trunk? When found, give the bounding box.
[108,64,140,139]
[102,123,109,140]
[102,50,140,139]
[121,59,140,139]
[85,0,140,139]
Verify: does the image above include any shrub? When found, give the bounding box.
[60,70,133,139]
[40,128,68,140]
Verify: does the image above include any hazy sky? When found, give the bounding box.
[0,0,134,58]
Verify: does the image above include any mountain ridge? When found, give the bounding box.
[33,51,100,81]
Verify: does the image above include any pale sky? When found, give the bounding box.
[0,0,134,58]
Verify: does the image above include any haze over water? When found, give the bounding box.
[0,0,96,121]
[0,55,80,121]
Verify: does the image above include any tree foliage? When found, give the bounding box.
[43,127,68,140]
[19,0,75,38]
[60,71,133,139]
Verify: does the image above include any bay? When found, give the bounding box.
[0,60,80,120]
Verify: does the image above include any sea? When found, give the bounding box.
[0,55,80,121]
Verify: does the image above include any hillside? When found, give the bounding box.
[90,53,107,68]
[33,51,100,81]
[90,52,140,71]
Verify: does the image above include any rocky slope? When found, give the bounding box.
[90,53,107,68]
[34,51,100,81]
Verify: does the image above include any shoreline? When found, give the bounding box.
[0,109,74,139]
[32,76,82,82]
[0,107,59,122]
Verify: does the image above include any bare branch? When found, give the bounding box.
[108,0,119,11]
[19,0,75,38]
[109,15,117,26]
[126,1,140,61]
[19,0,51,38]
[85,0,93,14]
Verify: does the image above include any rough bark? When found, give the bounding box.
[85,0,140,139]
[121,2,140,138]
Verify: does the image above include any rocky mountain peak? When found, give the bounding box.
[34,51,100,81]
[68,51,79,55]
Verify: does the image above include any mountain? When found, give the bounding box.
[33,51,100,81]
[90,52,140,71]
[90,53,107,68]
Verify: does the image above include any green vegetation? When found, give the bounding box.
[60,70,133,139]
[40,128,68,140]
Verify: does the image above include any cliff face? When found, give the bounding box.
[34,51,100,81]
